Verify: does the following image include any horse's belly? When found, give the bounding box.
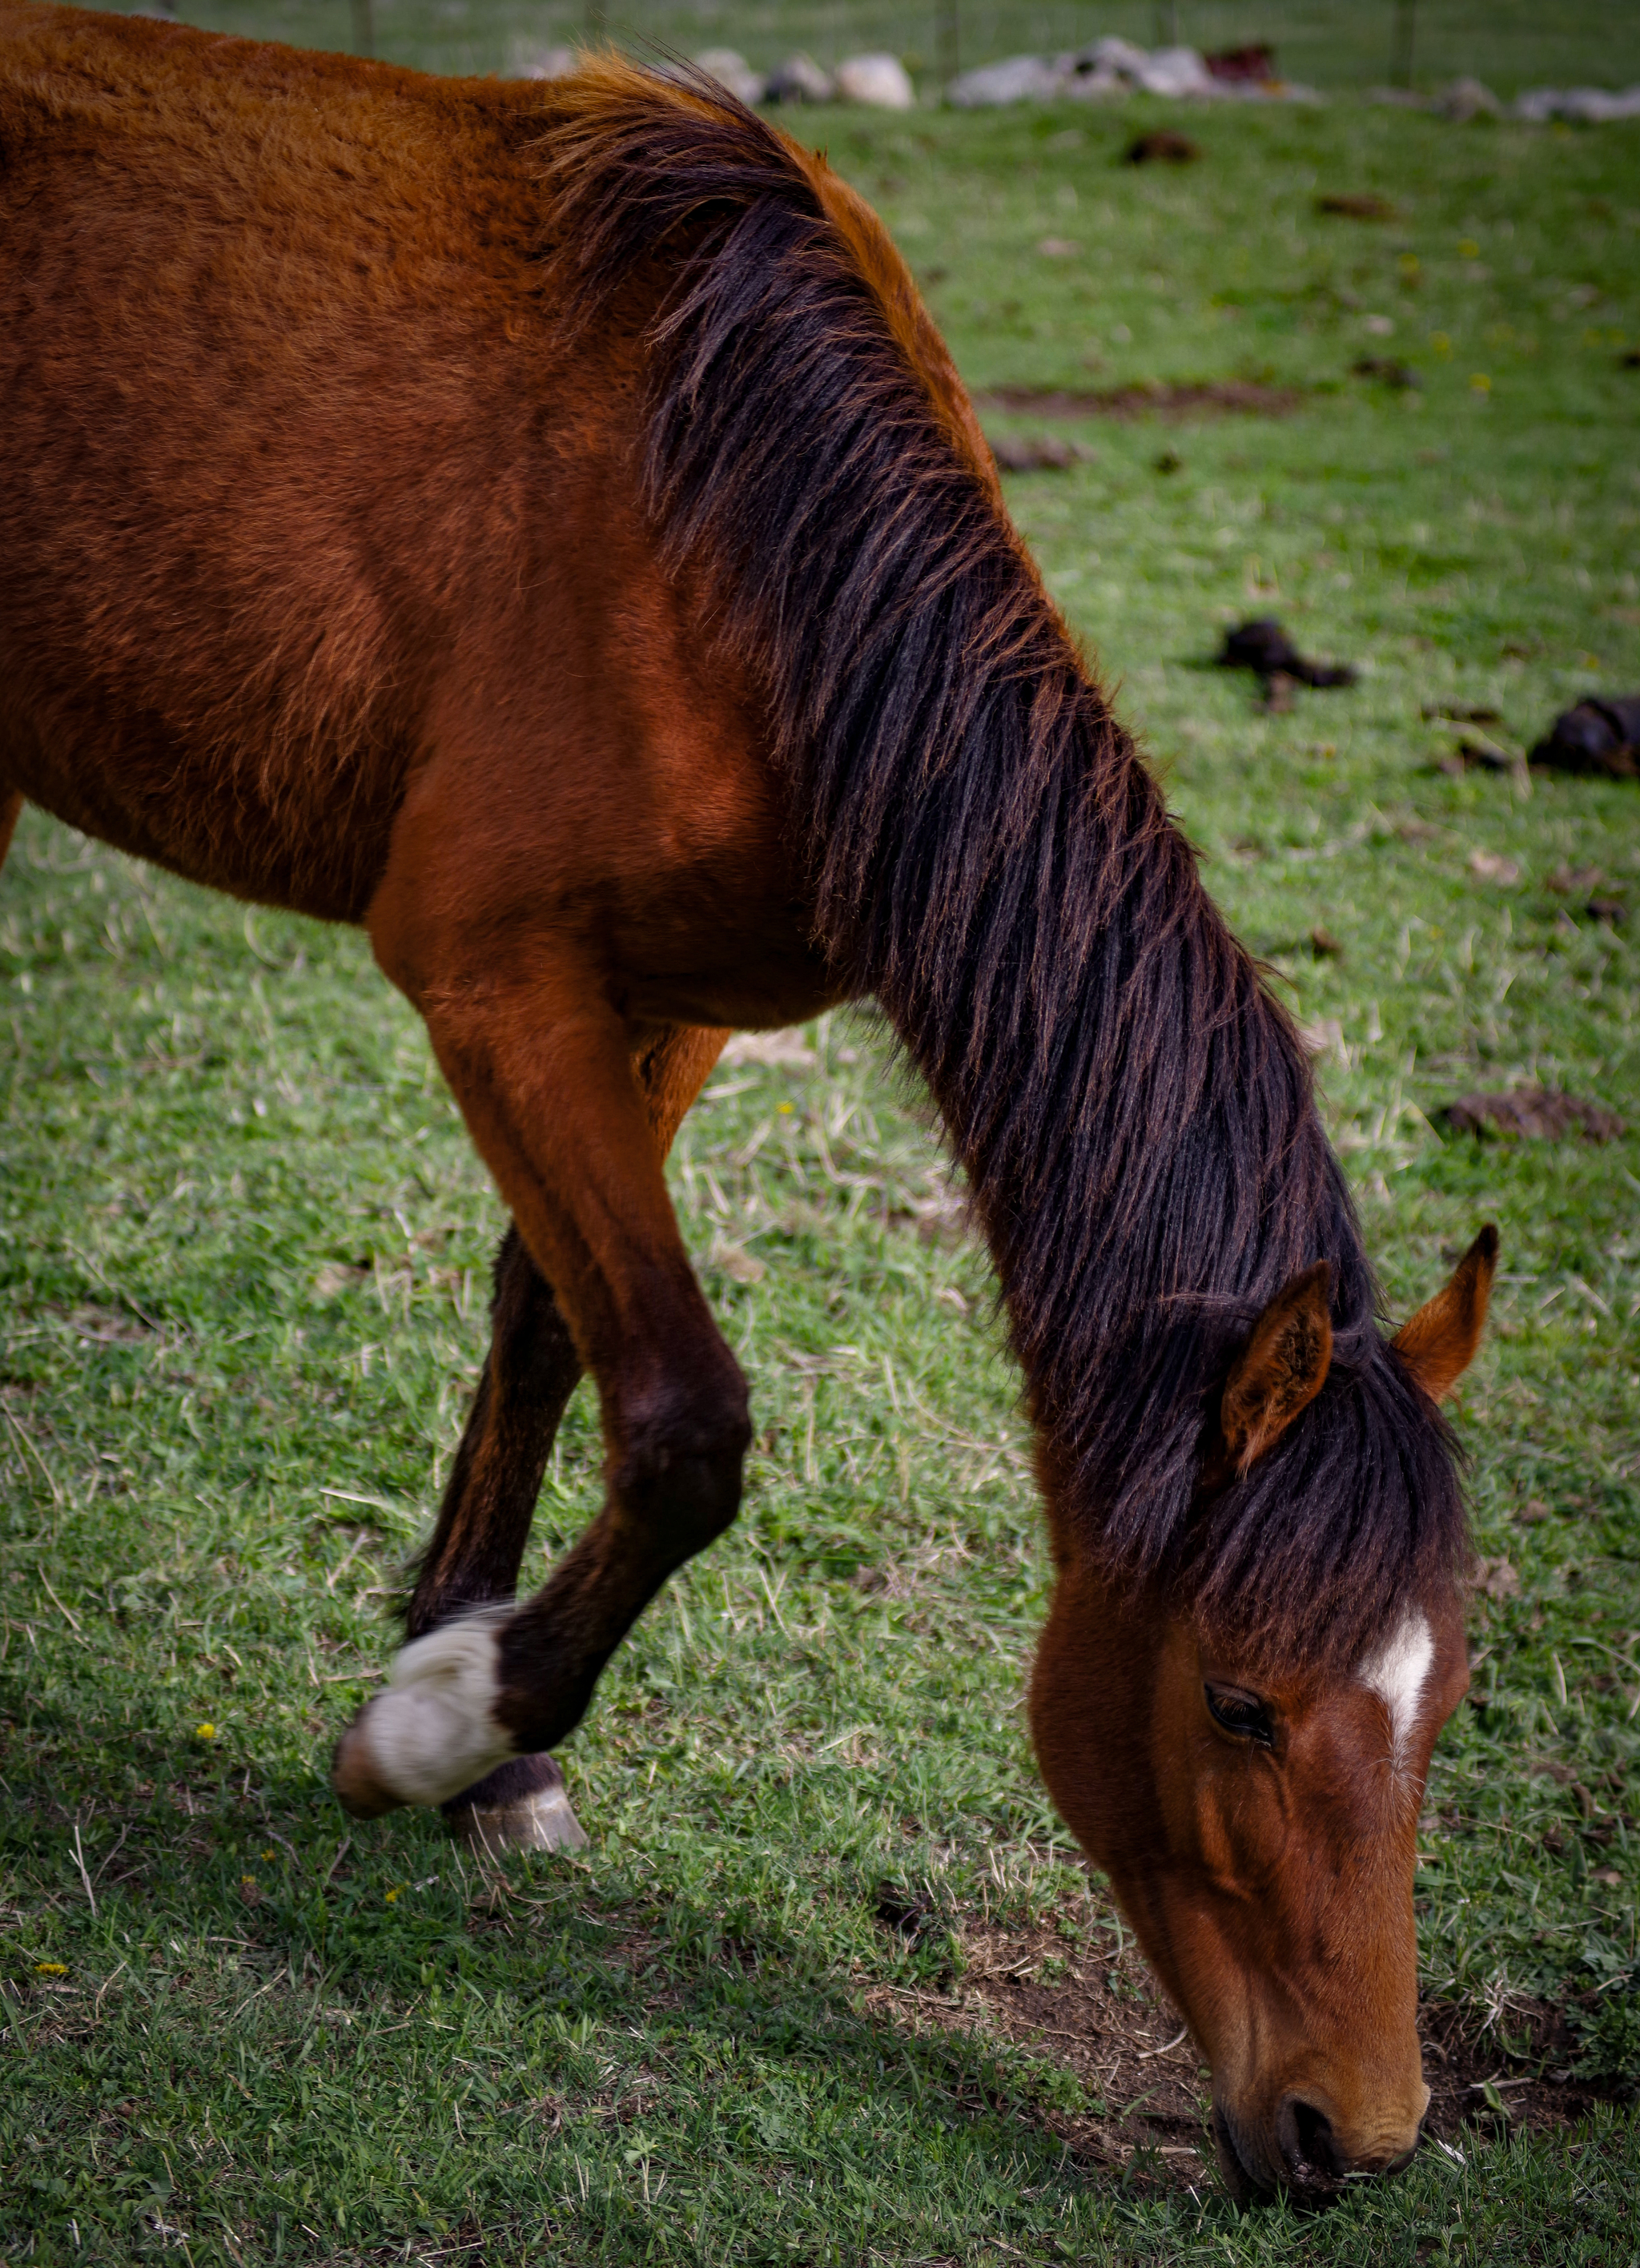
[0,709,402,923]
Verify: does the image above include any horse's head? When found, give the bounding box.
[1030,1230,1497,2204]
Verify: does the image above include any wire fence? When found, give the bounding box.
[136,0,1640,97]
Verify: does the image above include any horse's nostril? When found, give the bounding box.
[1276,2095,1343,2182]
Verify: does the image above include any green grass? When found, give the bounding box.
[4,71,1640,2268]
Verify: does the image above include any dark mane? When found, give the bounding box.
[539,63,1467,1669]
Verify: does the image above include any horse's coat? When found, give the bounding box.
[0,8,1497,2201]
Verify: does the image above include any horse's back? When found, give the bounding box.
[0,9,579,919]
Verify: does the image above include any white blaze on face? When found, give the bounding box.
[1360,1610,1434,1771]
[357,1613,517,1807]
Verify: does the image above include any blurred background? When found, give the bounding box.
[98,0,1640,98]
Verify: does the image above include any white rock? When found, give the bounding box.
[1067,38,1218,95]
[765,52,835,103]
[1130,44,1218,97]
[1083,35,1150,78]
[1058,53,1128,99]
[1515,83,1640,121]
[508,39,577,80]
[834,53,915,109]
[946,36,1303,110]
[1435,75,1501,120]
[947,54,1062,107]
[695,48,766,106]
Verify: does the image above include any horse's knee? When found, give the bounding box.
[616,1362,751,1554]
[664,1426,750,1555]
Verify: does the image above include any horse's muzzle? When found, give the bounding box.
[1212,2098,1421,2208]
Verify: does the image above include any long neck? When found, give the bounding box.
[545,70,1380,1582]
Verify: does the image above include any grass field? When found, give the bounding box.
[3,55,1640,2268]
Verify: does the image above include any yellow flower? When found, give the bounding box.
[778,1102,794,1115]
[1431,332,1452,356]
[35,1961,67,1976]
[384,1887,401,1904]
[1458,238,1480,257]
[259,1848,276,1860]
[1470,373,1492,393]
[196,1723,216,1739]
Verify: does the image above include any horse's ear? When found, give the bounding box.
[1220,1261,1333,1474]
[1391,1225,1499,1403]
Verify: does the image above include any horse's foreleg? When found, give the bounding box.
[332,995,744,1820]
[404,1027,725,1850]
[408,1225,588,1848]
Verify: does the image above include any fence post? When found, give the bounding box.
[1153,1,1178,44]
[1390,0,1417,88]
[937,0,959,84]
[350,0,372,57]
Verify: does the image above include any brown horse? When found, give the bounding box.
[1,10,1497,2202]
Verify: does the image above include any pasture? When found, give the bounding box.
[3,58,1640,2267]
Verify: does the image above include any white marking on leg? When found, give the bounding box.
[356,1612,517,1808]
[1359,1611,1433,1768]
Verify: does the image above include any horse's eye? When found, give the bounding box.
[1204,1683,1276,1748]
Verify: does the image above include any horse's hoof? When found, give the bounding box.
[442,1754,588,1854]
[332,1711,404,1820]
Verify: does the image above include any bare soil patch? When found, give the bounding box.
[989,432,1093,472]
[1437,1087,1625,1143]
[976,380,1305,423]
[866,1920,1212,2191]
[1420,1995,1626,2145]
[868,1920,1632,2194]
[1317,191,1399,222]
[1125,130,1201,166]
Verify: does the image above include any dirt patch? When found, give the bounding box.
[1437,1088,1625,1143]
[868,1920,1632,2194]
[1317,191,1398,221]
[1124,130,1200,165]
[1354,354,1421,389]
[1421,1996,1625,2145]
[975,380,1305,423]
[989,432,1093,472]
[866,1920,1212,2190]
